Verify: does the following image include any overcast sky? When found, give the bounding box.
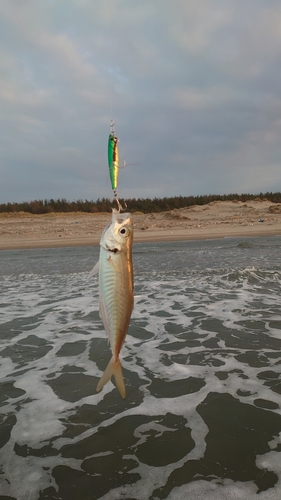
[1,0,281,204]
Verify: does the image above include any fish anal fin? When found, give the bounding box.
[96,356,126,398]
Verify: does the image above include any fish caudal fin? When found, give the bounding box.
[96,356,126,398]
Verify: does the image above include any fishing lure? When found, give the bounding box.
[108,120,125,211]
[108,120,119,195]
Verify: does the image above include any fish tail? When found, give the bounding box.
[96,356,126,398]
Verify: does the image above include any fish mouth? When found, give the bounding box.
[112,209,132,220]
[112,210,132,227]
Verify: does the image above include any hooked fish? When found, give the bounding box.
[93,209,134,398]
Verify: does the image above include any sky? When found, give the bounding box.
[1,0,281,204]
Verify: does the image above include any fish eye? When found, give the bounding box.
[119,227,129,236]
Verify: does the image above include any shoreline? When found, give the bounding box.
[0,227,281,251]
[1,200,280,250]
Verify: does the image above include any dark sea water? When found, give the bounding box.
[0,236,281,500]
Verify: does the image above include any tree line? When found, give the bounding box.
[1,192,281,215]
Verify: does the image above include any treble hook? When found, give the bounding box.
[113,190,127,213]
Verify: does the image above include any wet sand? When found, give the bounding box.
[0,199,281,250]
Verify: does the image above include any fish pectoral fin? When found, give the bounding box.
[89,261,99,277]
[106,254,118,271]
[96,356,126,398]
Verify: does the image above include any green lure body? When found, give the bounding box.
[108,130,119,193]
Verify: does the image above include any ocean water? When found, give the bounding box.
[0,236,281,500]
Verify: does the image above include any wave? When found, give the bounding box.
[1,240,281,499]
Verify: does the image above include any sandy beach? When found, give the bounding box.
[0,199,281,250]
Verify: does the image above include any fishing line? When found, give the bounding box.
[108,85,134,212]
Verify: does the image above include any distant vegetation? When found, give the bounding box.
[1,192,281,215]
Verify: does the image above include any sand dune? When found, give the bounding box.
[0,199,280,250]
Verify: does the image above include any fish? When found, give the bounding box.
[93,209,134,398]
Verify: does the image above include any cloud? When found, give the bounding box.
[166,0,233,54]
[0,0,281,203]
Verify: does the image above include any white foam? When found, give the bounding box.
[165,479,265,500]
[1,242,281,499]
[256,450,281,475]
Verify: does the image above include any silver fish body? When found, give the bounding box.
[95,210,133,398]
